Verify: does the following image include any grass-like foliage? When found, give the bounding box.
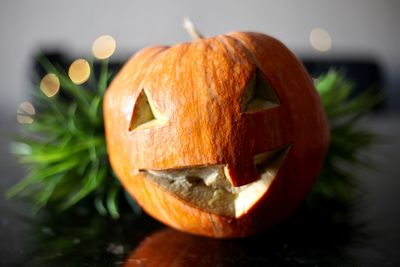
[312,70,381,206]
[7,55,121,218]
[7,60,380,218]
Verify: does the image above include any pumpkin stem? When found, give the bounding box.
[183,17,204,40]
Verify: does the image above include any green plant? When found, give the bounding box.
[7,55,122,218]
[313,70,381,205]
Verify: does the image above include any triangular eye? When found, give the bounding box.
[129,89,166,131]
[241,69,280,113]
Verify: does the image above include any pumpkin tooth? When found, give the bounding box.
[223,163,260,187]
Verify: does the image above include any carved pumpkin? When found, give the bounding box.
[104,32,329,238]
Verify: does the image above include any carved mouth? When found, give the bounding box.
[140,146,290,218]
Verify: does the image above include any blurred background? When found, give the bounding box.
[1,0,400,117]
[0,0,399,266]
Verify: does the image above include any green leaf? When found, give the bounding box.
[106,182,120,219]
[98,60,109,93]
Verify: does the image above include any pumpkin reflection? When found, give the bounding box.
[124,228,241,267]
[124,200,365,267]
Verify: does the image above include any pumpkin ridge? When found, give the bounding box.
[224,33,261,68]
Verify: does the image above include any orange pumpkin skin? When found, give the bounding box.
[104,32,329,238]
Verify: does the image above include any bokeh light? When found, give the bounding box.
[310,27,332,52]
[17,101,35,124]
[92,35,116,60]
[68,59,91,85]
[40,73,60,97]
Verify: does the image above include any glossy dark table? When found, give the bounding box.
[1,112,399,267]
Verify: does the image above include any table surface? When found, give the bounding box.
[1,112,399,267]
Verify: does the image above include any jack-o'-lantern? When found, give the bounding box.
[104,31,329,238]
